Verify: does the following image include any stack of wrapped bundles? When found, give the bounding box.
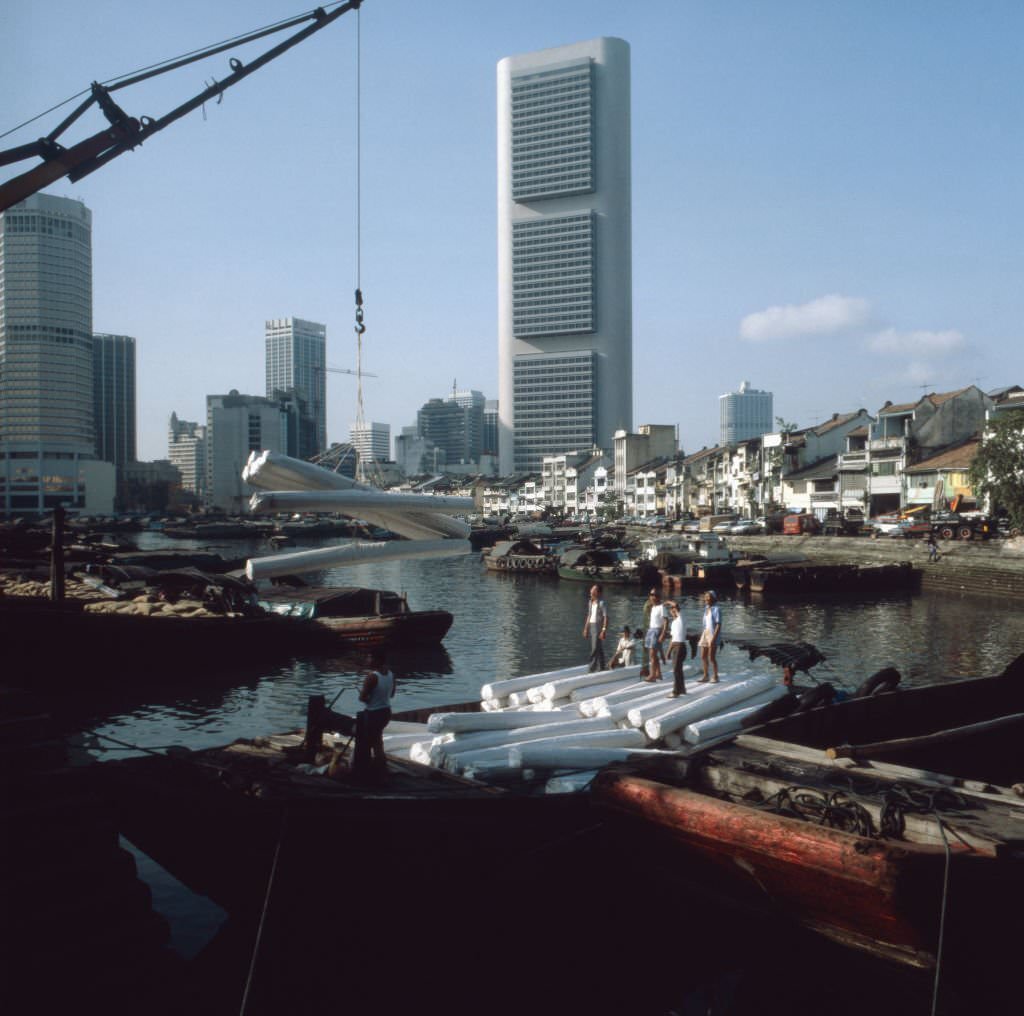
[396,646,790,794]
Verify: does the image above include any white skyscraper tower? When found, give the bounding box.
[497,38,632,474]
[720,381,774,445]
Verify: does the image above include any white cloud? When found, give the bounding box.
[739,294,871,342]
[866,328,965,355]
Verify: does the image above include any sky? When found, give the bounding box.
[5,0,1023,462]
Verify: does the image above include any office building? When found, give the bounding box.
[0,194,114,514]
[497,38,632,474]
[168,413,207,499]
[349,421,391,465]
[206,391,290,512]
[265,317,326,459]
[720,381,774,445]
[93,333,137,469]
[483,400,499,457]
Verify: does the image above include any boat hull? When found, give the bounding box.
[594,770,953,967]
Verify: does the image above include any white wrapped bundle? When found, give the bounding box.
[482,666,589,702]
[380,732,435,753]
[601,685,685,723]
[682,687,789,745]
[428,709,591,734]
[624,677,737,728]
[645,672,780,740]
[509,744,672,770]
[480,699,502,712]
[434,716,616,758]
[586,680,664,714]
[545,771,601,794]
[249,490,472,541]
[246,538,471,581]
[244,449,359,491]
[409,740,436,766]
[572,675,641,704]
[507,690,536,708]
[539,665,642,701]
[442,744,512,773]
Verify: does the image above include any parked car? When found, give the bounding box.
[712,520,736,534]
[729,520,764,535]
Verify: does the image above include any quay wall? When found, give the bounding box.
[722,534,1024,601]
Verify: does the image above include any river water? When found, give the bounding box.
[74,532,1021,757]
[64,533,1024,1014]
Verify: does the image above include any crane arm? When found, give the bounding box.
[0,1,362,213]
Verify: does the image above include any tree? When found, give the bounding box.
[968,413,1024,528]
[775,416,798,435]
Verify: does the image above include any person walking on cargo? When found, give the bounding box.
[352,647,395,782]
[644,590,668,682]
[698,591,722,683]
[583,583,609,672]
[667,602,688,697]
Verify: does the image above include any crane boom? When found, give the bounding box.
[0,1,363,213]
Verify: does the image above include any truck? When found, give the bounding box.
[782,513,822,535]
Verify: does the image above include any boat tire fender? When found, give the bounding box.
[854,667,902,698]
[793,682,836,713]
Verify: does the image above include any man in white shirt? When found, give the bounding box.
[667,601,687,696]
[644,591,668,682]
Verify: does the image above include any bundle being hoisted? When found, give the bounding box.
[241,450,474,580]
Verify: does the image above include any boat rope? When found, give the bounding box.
[930,811,952,1016]
[757,785,876,836]
[239,808,289,1016]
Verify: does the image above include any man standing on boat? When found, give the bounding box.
[353,647,395,783]
[667,601,687,696]
[644,590,668,682]
[583,583,609,672]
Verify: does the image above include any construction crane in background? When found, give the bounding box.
[319,365,378,378]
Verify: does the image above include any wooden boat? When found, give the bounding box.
[746,560,916,595]
[483,538,557,574]
[592,653,1024,971]
[257,585,453,646]
[557,545,657,585]
[94,696,593,918]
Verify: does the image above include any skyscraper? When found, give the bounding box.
[497,38,632,474]
[720,381,774,445]
[0,194,115,514]
[93,333,137,468]
[265,317,326,459]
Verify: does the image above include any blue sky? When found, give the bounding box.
[6,0,1022,460]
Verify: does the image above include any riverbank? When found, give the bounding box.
[724,533,1024,600]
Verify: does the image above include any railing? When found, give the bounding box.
[868,437,905,451]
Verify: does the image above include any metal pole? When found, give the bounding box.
[50,506,66,604]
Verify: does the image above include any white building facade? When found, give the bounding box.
[720,381,773,445]
[497,38,633,474]
[265,317,326,459]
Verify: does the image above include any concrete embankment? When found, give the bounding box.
[724,534,1024,601]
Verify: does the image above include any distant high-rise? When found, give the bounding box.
[720,381,774,444]
[168,413,207,498]
[0,194,114,514]
[482,400,499,457]
[265,317,326,459]
[206,391,290,512]
[93,333,137,469]
[497,38,632,474]
[349,421,391,465]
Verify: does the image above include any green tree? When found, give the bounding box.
[968,413,1024,528]
[775,416,798,435]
